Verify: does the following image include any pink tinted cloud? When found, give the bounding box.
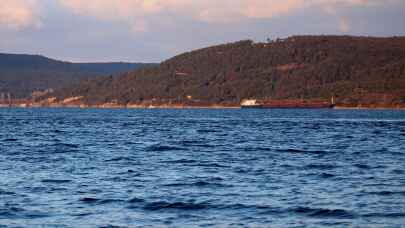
[58,0,382,25]
[0,0,41,29]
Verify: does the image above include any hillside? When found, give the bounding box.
[0,53,155,98]
[49,36,405,107]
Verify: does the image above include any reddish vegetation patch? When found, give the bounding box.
[276,63,306,71]
[47,36,405,108]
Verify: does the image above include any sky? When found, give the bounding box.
[1,0,405,63]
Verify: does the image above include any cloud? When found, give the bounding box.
[0,0,41,29]
[339,17,350,32]
[58,0,386,32]
[0,0,393,31]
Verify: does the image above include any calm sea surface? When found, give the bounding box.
[1,108,405,227]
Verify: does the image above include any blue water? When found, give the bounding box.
[1,108,405,227]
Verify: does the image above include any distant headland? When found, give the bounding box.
[1,35,405,109]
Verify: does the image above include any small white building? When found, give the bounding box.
[241,99,258,106]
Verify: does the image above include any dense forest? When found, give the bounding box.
[0,53,155,98]
[47,36,405,107]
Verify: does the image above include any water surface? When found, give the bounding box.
[1,108,405,227]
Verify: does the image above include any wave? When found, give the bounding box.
[79,197,100,203]
[163,159,197,164]
[134,201,279,213]
[276,148,328,154]
[53,129,65,133]
[143,201,209,211]
[277,148,305,153]
[242,147,272,152]
[41,179,72,184]
[191,163,230,168]
[390,169,404,174]
[80,197,125,205]
[3,138,18,142]
[363,212,405,218]
[213,203,275,211]
[104,157,134,162]
[163,180,228,188]
[366,191,405,196]
[0,207,25,218]
[0,189,16,195]
[145,144,186,152]
[0,207,49,219]
[291,207,355,219]
[121,122,138,127]
[354,164,371,169]
[54,143,79,148]
[306,163,337,170]
[322,172,336,178]
[127,197,145,204]
[98,199,126,204]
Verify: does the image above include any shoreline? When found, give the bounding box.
[1,103,405,110]
[0,104,241,109]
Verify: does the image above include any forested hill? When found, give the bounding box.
[52,36,405,107]
[0,53,155,98]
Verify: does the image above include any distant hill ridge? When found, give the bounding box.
[49,35,405,108]
[0,53,156,98]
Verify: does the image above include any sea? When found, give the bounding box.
[0,108,405,227]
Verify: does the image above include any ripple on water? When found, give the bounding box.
[41,179,73,184]
[365,191,405,196]
[0,207,26,218]
[196,129,219,133]
[305,163,337,170]
[290,207,356,219]
[163,159,197,164]
[354,163,371,169]
[143,201,209,211]
[39,143,80,154]
[127,197,145,204]
[163,180,229,188]
[53,129,66,134]
[3,138,18,142]
[276,148,329,155]
[0,189,16,195]
[145,144,186,152]
[242,147,272,152]
[362,212,405,218]
[104,157,135,162]
[0,207,49,219]
[79,197,100,203]
[191,163,230,168]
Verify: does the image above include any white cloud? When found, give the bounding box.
[58,0,385,32]
[0,0,41,29]
[0,0,393,31]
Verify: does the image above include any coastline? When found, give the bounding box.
[333,106,405,110]
[1,103,405,110]
[0,103,241,109]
